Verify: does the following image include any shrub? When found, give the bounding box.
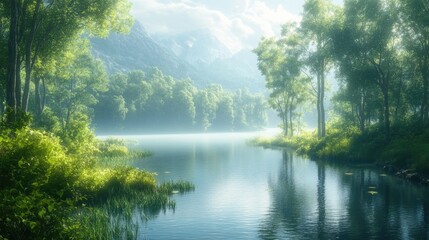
[0,128,79,239]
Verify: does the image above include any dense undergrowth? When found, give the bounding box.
[0,112,194,240]
[251,122,429,175]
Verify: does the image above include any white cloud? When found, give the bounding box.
[130,0,300,52]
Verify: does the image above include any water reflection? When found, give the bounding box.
[110,133,429,239]
[261,150,429,240]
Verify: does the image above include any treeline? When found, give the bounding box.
[94,69,268,133]
[255,0,429,141]
[0,1,200,238]
[0,1,267,134]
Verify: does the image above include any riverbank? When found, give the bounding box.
[0,127,194,239]
[250,124,429,185]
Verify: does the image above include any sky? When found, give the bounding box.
[130,0,343,53]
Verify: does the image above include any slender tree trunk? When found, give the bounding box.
[284,105,289,137]
[289,103,293,137]
[34,77,42,120]
[394,76,402,122]
[382,81,391,142]
[15,56,21,108]
[421,59,429,124]
[372,56,391,141]
[22,0,42,112]
[0,90,4,114]
[320,59,326,137]
[359,89,365,133]
[6,0,19,112]
[23,49,31,112]
[41,77,46,112]
[317,71,321,138]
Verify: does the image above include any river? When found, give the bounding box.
[117,131,429,239]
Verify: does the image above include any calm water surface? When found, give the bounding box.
[119,132,429,240]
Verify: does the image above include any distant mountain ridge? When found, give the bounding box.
[155,29,232,66]
[90,21,264,91]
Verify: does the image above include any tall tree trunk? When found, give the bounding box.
[22,0,42,112]
[6,0,18,112]
[289,102,293,137]
[15,55,21,108]
[283,105,289,137]
[41,77,46,112]
[0,90,4,114]
[382,81,391,142]
[359,89,366,133]
[394,75,403,123]
[317,71,321,138]
[320,59,326,137]
[421,59,429,124]
[34,77,42,120]
[371,56,391,141]
[22,49,31,112]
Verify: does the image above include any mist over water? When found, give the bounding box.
[112,131,429,240]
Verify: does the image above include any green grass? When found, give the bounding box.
[0,128,194,239]
[251,124,429,175]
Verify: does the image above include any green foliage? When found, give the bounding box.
[0,108,32,131]
[254,24,312,136]
[98,138,130,158]
[252,0,429,175]
[94,69,268,133]
[0,127,194,239]
[57,113,98,157]
[0,128,79,239]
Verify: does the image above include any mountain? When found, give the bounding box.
[156,29,232,66]
[90,21,265,91]
[200,49,265,90]
[90,21,202,82]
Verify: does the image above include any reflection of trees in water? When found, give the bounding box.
[259,150,316,239]
[317,162,326,239]
[337,168,429,239]
[259,150,429,239]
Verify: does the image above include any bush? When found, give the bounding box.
[0,128,79,239]
[97,138,129,158]
[0,126,193,239]
[0,108,32,131]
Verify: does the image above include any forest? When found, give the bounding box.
[0,0,197,239]
[254,0,429,175]
[93,69,267,133]
[2,0,429,238]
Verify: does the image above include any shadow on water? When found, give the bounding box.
[259,149,429,240]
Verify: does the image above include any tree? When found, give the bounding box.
[0,3,7,114]
[331,0,398,140]
[212,94,234,131]
[254,23,311,136]
[5,0,18,113]
[169,79,196,129]
[48,48,108,130]
[301,0,337,138]
[3,0,132,116]
[399,0,429,124]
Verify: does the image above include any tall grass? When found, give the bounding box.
[250,123,429,175]
[74,138,195,239]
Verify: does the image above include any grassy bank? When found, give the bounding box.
[251,123,429,176]
[0,127,194,239]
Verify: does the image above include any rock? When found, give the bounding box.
[406,173,421,182]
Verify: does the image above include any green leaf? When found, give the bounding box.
[29,221,37,230]
[38,209,46,218]
[48,204,54,212]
